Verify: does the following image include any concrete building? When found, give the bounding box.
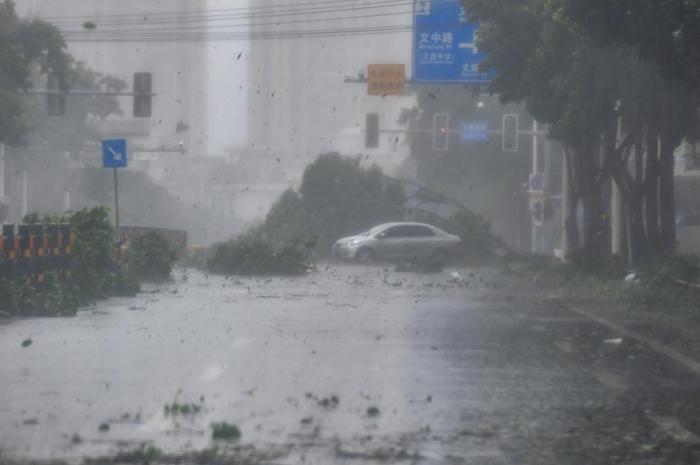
[246,0,416,176]
[1,1,212,227]
[17,0,209,158]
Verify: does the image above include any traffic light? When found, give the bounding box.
[433,113,449,151]
[47,74,66,116]
[365,113,379,149]
[133,72,152,117]
[532,200,544,225]
[502,113,519,152]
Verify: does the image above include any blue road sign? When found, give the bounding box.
[461,121,489,141]
[413,0,496,83]
[102,139,127,168]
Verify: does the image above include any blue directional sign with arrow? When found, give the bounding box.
[102,139,127,168]
[413,0,495,83]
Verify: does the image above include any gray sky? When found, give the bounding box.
[206,0,249,152]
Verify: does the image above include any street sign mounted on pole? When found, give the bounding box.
[413,0,495,83]
[367,64,406,95]
[102,139,128,168]
[102,139,127,231]
[460,121,489,142]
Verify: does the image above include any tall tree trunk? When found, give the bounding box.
[627,192,646,264]
[626,139,646,262]
[644,125,661,253]
[659,134,676,251]
[580,148,608,267]
[563,147,580,255]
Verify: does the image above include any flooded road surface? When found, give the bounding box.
[2,265,700,464]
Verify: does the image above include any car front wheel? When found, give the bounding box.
[356,248,375,265]
[429,248,448,266]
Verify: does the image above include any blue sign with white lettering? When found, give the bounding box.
[102,139,127,168]
[461,121,489,141]
[413,0,495,83]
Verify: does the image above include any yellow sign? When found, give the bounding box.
[367,64,405,95]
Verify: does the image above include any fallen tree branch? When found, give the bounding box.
[674,279,700,289]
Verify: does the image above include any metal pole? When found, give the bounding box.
[561,149,569,257]
[21,169,28,219]
[611,116,624,257]
[113,168,120,231]
[532,120,540,174]
[531,120,540,253]
[0,142,5,200]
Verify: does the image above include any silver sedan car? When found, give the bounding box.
[332,222,462,264]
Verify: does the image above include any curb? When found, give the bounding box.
[564,304,700,377]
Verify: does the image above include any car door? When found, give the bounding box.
[403,225,436,260]
[374,226,410,259]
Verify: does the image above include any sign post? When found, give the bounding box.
[102,139,128,230]
[413,0,495,83]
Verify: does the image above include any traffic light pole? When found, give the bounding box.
[24,89,157,97]
[0,142,5,202]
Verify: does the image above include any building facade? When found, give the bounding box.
[246,0,415,176]
[17,0,209,158]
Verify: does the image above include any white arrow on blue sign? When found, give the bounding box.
[102,139,127,168]
[413,0,496,83]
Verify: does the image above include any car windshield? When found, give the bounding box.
[2,1,700,464]
[361,225,387,236]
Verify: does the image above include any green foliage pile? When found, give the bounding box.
[410,204,502,259]
[634,254,700,317]
[0,207,138,317]
[300,153,407,253]
[0,273,81,317]
[207,153,407,275]
[164,401,202,416]
[251,189,311,247]
[207,233,312,276]
[126,232,178,281]
[211,422,241,441]
[446,210,498,257]
[70,207,130,299]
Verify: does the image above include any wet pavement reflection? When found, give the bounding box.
[1,265,699,464]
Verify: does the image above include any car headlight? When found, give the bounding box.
[347,239,361,246]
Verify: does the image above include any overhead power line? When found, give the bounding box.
[41,0,412,26]
[61,24,417,42]
[57,10,413,34]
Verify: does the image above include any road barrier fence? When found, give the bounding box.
[0,224,74,282]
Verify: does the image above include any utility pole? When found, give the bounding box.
[561,149,570,257]
[21,169,28,219]
[0,142,5,202]
[531,120,541,253]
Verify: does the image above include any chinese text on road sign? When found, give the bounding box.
[413,0,495,83]
[367,64,406,95]
[461,121,489,141]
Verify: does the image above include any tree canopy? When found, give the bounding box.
[0,0,72,145]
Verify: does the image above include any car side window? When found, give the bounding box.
[382,226,411,239]
[412,226,436,237]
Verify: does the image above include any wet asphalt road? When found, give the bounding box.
[1,264,700,464]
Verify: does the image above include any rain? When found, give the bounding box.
[1,1,700,464]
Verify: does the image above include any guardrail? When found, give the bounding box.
[0,224,74,282]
